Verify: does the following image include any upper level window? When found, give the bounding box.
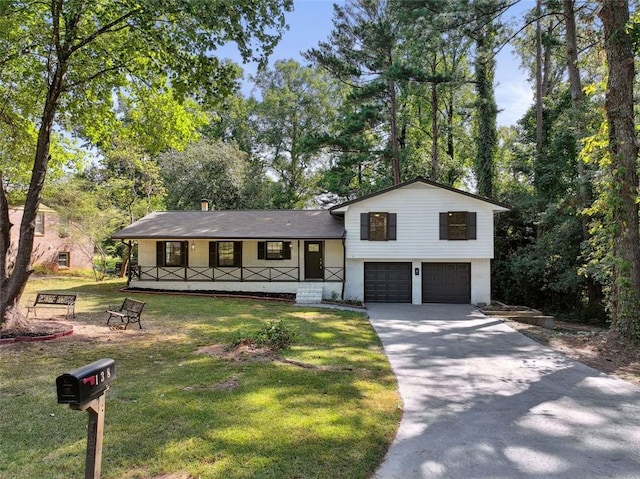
[448,212,468,240]
[35,212,45,235]
[360,212,397,241]
[369,213,388,241]
[209,241,242,267]
[156,241,187,267]
[257,241,292,260]
[440,212,477,240]
[58,216,70,238]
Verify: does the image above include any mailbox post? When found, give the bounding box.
[56,359,116,479]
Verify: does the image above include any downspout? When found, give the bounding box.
[297,240,301,281]
[341,236,346,300]
[329,209,347,301]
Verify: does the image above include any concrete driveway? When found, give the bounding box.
[367,303,640,479]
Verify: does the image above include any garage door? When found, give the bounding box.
[422,263,471,304]
[364,262,412,303]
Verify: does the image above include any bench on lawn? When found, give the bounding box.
[27,293,77,319]
[106,298,146,330]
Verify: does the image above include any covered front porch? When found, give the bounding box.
[127,238,345,300]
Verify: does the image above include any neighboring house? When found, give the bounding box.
[112,178,509,305]
[8,204,94,272]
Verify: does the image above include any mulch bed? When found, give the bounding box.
[0,321,73,344]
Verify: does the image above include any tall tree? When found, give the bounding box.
[157,139,267,211]
[0,0,292,327]
[597,0,640,339]
[306,0,403,186]
[394,0,474,184]
[470,0,502,198]
[252,60,341,208]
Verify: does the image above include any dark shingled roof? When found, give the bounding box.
[112,210,345,240]
[329,177,510,212]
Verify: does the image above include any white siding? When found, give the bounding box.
[133,239,344,300]
[138,240,156,264]
[130,280,343,299]
[344,258,492,305]
[341,182,497,260]
[139,239,343,270]
[338,182,503,305]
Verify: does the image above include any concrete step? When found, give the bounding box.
[513,315,555,330]
[295,285,324,304]
[485,309,543,317]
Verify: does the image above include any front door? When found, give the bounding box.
[304,241,324,280]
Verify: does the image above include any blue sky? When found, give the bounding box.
[219,0,534,127]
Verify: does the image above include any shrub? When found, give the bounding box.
[256,320,297,351]
[228,320,297,351]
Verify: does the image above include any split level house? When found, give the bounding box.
[112,178,509,305]
[9,204,94,272]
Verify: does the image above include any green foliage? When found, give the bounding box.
[157,139,269,210]
[256,319,298,350]
[2,278,400,478]
[203,94,258,155]
[229,320,297,351]
[305,0,404,188]
[252,59,341,208]
[108,88,210,156]
[43,176,128,281]
[0,0,294,323]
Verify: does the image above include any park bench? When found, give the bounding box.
[27,293,77,319]
[106,298,146,330]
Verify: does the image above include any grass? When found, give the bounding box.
[0,277,401,479]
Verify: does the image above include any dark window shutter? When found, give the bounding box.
[181,241,188,266]
[258,241,266,260]
[467,212,477,240]
[439,213,448,240]
[233,241,243,267]
[209,242,217,267]
[388,213,397,240]
[360,213,370,240]
[283,241,292,260]
[156,242,165,266]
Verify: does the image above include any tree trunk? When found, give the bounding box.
[564,0,583,106]
[535,0,544,175]
[388,77,401,185]
[474,32,497,198]
[598,0,640,339]
[564,0,600,305]
[0,46,67,327]
[431,79,439,180]
[0,173,13,323]
[564,0,587,227]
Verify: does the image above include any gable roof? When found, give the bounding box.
[10,203,57,213]
[112,210,345,240]
[329,177,510,213]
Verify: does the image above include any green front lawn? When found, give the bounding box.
[0,278,400,479]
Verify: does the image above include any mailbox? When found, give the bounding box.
[56,358,116,406]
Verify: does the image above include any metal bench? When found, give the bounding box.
[106,298,146,330]
[27,293,77,319]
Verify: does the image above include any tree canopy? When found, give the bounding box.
[3,0,640,342]
[0,0,292,326]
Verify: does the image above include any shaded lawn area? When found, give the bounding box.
[0,278,400,479]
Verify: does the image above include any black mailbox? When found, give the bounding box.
[56,358,116,405]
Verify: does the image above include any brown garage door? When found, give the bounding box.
[364,262,412,303]
[422,263,471,304]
